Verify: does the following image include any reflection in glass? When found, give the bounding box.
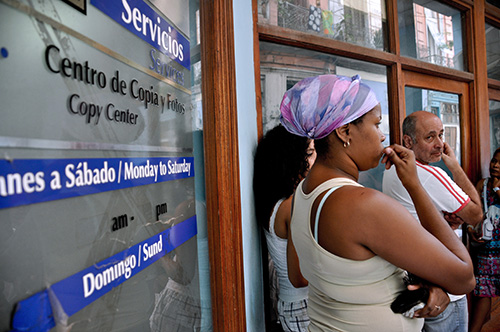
[150,202,201,332]
[487,1,500,9]
[259,41,389,190]
[486,22,500,81]
[490,100,500,157]
[258,0,388,51]
[398,0,464,70]
[189,2,213,330]
[405,87,461,168]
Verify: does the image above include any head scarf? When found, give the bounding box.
[279,74,379,139]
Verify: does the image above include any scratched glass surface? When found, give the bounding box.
[0,0,211,331]
[0,1,192,151]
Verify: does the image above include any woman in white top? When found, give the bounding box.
[253,125,316,331]
[280,74,475,331]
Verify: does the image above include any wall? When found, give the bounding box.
[233,1,266,331]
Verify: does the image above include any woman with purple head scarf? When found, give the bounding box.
[280,74,378,140]
[281,74,475,332]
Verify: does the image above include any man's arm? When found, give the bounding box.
[441,142,483,226]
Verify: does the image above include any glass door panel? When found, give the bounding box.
[402,71,471,173]
[490,99,500,157]
[485,22,500,81]
[405,87,461,166]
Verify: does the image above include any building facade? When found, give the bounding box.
[0,0,499,331]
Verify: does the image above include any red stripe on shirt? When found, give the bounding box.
[451,197,470,214]
[416,161,468,207]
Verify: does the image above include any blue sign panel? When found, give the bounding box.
[11,216,197,332]
[0,157,194,209]
[91,0,190,70]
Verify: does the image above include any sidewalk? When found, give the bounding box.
[481,297,500,332]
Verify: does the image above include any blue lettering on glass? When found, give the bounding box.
[11,216,197,331]
[91,0,190,70]
[0,157,194,209]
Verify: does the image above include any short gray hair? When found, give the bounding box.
[402,113,417,142]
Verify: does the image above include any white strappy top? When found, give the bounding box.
[291,178,423,332]
[264,199,308,302]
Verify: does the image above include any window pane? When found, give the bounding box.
[487,1,500,9]
[190,6,214,331]
[258,0,388,51]
[486,22,500,81]
[405,87,461,170]
[259,42,389,190]
[0,1,211,330]
[490,99,500,156]
[398,0,464,70]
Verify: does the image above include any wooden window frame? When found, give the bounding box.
[200,0,246,331]
[252,2,500,327]
[195,0,500,330]
[491,89,500,102]
[253,0,495,179]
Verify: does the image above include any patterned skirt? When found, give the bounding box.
[473,228,500,297]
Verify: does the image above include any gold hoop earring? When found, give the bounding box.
[343,140,350,148]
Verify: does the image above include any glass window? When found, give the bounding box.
[0,1,212,331]
[258,0,388,51]
[486,22,500,81]
[259,41,389,190]
[398,0,464,70]
[405,87,461,171]
[487,1,500,9]
[490,99,500,157]
[190,7,213,332]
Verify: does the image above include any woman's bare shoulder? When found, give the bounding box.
[475,177,486,192]
[328,185,412,224]
[338,185,397,205]
[276,196,293,219]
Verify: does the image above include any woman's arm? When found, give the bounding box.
[363,145,475,294]
[282,195,308,288]
[362,192,474,295]
[286,233,308,288]
[274,197,292,239]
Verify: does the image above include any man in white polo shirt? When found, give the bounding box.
[383,111,483,332]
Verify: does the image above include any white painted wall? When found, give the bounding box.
[232,1,266,331]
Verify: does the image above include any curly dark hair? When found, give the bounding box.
[253,125,312,231]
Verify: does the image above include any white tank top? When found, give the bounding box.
[291,177,423,332]
[264,199,308,303]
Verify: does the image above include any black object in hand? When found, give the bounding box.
[391,288,429,313]
[390,273,430,314]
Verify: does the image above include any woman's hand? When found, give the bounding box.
[411,284,450,318]
[382,144,419,190]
